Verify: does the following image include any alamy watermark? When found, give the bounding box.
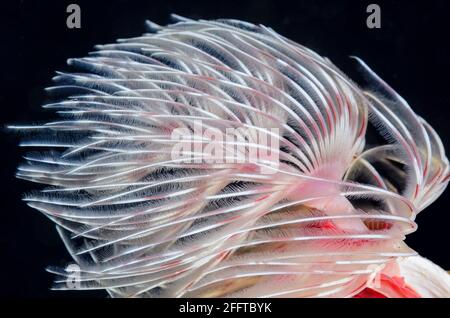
[65,263,81,289]
[170,121,280,175]
[366,4,381,29]
[66,4,81,29]
[66,4,381,30]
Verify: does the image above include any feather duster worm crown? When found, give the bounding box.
[13,16,449,297]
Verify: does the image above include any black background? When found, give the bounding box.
[1,0,449,298]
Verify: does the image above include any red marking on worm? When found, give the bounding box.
[354,275,421,298]
[255,194,269,202]
[239,163,258,173]
[414,184,419,199]
[357,116,367,139]
[307,220,336,230]
[221,215,240,224]
[353,288,387,298]
[443,172,450,183]
[161,259,182,270]
[325,111,332,132]
[216,250,231,263]
[423,159,428,178]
